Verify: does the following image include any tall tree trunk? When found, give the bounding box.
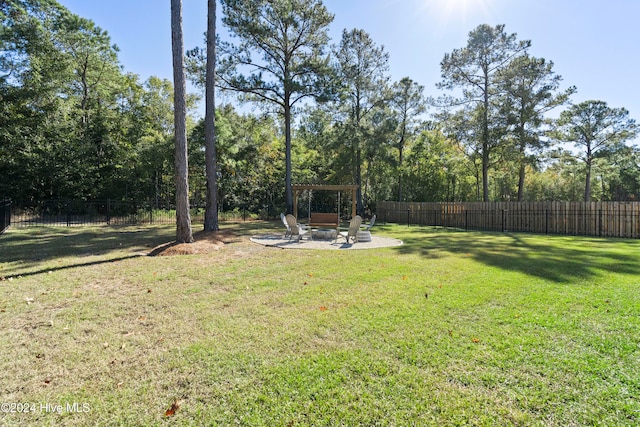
[204,0,219,231]
[482,84,490,202]
[354,103,363,215]
[516,126,527,202]
[517,138,526,202]
[482,143,489,201]
[171,0,193,243]
[397,142,404,202]
[284,100,293,214]
[517,161,526,202]
[364,155,373,207]
[475,166,481,201]
[584,142,593,202]
[355,146,363,215]
[584,159,592,202]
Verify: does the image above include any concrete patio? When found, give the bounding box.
[249,233,403,250]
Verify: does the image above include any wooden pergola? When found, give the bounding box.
[292,184,359,219]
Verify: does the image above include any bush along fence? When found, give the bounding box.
[378,201,640,239]
[1,200,10,234]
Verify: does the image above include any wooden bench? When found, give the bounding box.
[308,212,339,228]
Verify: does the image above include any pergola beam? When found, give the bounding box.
[291,184,359,219]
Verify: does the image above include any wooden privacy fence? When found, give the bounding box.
[377,201,640,239]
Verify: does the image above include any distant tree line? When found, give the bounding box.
[2,0,638,216]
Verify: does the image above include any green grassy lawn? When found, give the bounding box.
[1,223,639,426]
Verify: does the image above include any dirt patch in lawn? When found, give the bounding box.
[148,230,239,256]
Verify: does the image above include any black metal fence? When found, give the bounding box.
[9,200,199,227]
[7,199,268,228]
[1,200,10,234]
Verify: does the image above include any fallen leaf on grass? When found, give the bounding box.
[25,297,34,304]
[319,306,327,311]
[147,289,152,293]
[471,338,481,343]
[165,400,181,417]
[402,275,408,281]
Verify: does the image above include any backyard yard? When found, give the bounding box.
[0,222,638,426]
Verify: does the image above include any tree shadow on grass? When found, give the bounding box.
[0,225,175,278]
[1,254,145,280]
[393,227,640,283]
[0,221,276,278]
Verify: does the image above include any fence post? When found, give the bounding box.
[106,199,111,225]
[545,209,549,235]
[502,209,507,233]
[598,209,602,237]
[443,207,447,228]
[407,209,410,227]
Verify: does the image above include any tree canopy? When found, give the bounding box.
[2,2,639,215]
[213,0,334,214]
[437,24,531,201]
[552,100,638,202]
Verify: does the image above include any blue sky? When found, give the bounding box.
[58,0,639,132]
